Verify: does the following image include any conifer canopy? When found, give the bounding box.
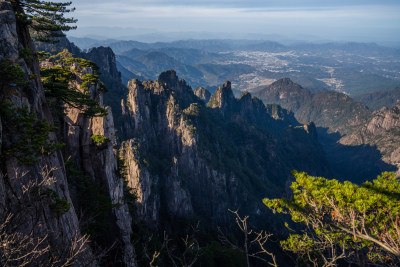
[9,0,76,42]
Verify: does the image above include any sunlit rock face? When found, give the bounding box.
[119,70,331,230]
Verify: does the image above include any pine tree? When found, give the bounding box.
[9,0,77,42]
[264,171,400,266]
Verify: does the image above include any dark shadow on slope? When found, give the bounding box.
[317,127,397,183]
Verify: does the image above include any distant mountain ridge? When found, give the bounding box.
[340,105,400,177]
[68,37,400,96]
[355,86,400,110]
[117,49,255,89]
[254,78,399,179]
[69,37,400,56]
[253,78,371,133]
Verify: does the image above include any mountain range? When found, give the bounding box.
[1,2,400,265]
[69,37,400,97]
[254,78,400,181]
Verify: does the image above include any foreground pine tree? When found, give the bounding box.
[264,171,400,266]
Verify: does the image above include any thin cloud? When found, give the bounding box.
[69,0,400,42]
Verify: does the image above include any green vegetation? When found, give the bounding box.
[81,74,107,92]
[264,171,400,266]
[63,56,99,70]
[183,103,200,117]
[41,51,108,117]
[90,134,110,146]
[0,104,63,165]
[116,154,137,216]
[0,59,28,90]
[18,48,33,63]
[10,0,77,42]
[41,188,70,215]
[65,159,113,239]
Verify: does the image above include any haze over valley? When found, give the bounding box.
[70,37,400,98]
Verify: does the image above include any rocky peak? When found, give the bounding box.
[158,70,186,92]
[253,78,312,117]
[85,46,121,81]
[366,105,400,134]
[158,69,179,85]
[264,104,299,125]
[268,77,310,96]
[207,81,236,116]
[237,91,260,116]
[238,90,252,102]
[272,77,297,87]
[194,86,211,102]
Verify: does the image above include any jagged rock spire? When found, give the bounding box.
[207,81,237,118]
[194,86,211,102]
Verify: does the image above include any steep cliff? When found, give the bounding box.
[119,70,331,230]
[35,38,130,138]
[340,105,400,177]
[51,58,136,265]
[193,86,211,102]
[0,1,93,265]
[253,77,399,180]
[0,2,138,265]
[82,46,129,135]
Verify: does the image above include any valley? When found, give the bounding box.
[1,0,400,265]
[70,37,400,96]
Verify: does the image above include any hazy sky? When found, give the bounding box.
[67,0,400,43]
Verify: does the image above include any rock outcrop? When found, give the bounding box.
[60,64,137,266]
[0,1,93,264]
[0,2,137,265]
[254,77,400,180]
[79,45,129,136]
[119,70,331,230]
[254,78,372,133]
[194,86,211,102]
[85,46,122,84]
[340,105,400,177]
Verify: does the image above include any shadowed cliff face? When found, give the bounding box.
[55,62,137,266]
[0,2,139,265]
[0,1,94,264]
[339,105,400,177]
[79,46,130,138]
[119,70,331,230]
[254,78,372,133]
[254,78,400,179]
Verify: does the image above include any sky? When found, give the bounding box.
[66,0,400,44]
